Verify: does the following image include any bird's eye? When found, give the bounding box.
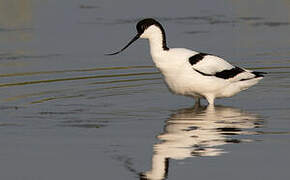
[141,25,146,30]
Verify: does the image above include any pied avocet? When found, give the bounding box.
[107,18,265,105]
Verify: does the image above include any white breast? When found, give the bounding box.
[151,48,202,96]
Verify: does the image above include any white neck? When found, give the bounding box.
[148,30,165,55]
[141,25,168,56]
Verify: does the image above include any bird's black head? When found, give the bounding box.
[106,18,168,56]
[136,18,162,35]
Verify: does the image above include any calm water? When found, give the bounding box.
[0,0,290,179]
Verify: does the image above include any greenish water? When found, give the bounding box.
[0,0,290,180]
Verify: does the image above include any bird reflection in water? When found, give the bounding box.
[140,105,263,180]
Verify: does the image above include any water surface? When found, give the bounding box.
[0,0,290,180]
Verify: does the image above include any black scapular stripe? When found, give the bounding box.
[194,69,212,76]
[194,66,245,79]
[189,53,208,65]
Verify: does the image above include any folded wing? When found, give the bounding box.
[188,53,265,82]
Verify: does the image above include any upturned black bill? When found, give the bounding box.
[106,34,140,55]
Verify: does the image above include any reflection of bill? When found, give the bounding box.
[140,106,263,180]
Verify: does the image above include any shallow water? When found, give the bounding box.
[0,0,290,179]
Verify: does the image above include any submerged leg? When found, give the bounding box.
[194,97,201,108]
[194,97,200,104]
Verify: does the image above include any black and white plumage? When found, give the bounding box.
[107,18,266,105]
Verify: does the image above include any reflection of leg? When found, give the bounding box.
[206,104,215,112]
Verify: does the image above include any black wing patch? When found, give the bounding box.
[215,67,244,79]
[194,66,245,79]
[240,71,267,81]
[252,71,267,78]
[189,53,209,65]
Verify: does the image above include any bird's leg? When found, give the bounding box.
[205,95,215,106]
[194,97,201,108]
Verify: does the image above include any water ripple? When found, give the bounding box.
[0,72,159,87]
[0,65,154,77]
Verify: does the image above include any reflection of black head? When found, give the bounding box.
[139,173,148,180]
[139,158,169,180]
[106,18,168,56]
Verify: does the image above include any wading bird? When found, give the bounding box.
[107,18,265,105]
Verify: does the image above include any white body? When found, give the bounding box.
[140,25,263,105]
